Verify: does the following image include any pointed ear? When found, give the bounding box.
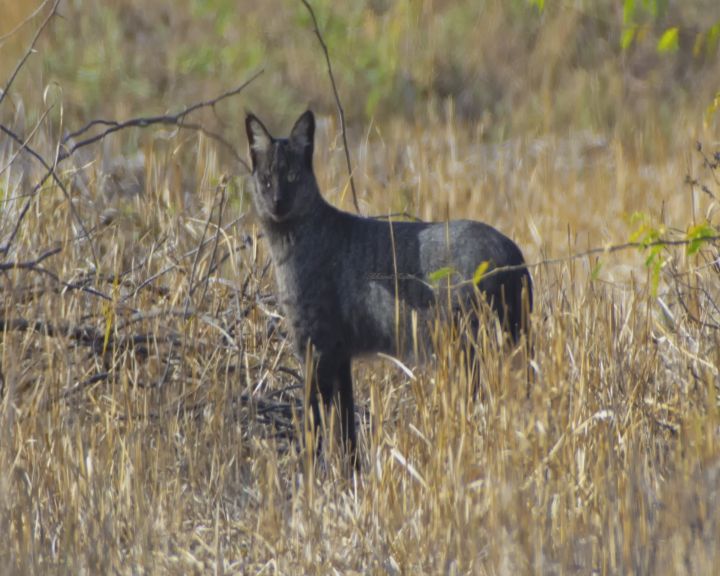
[289,110,315,162]
[246,113,272,170]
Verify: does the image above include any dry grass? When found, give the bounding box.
[2,1,720,575]
[2,113,719,574]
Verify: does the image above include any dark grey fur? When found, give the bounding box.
[246,110,532,464]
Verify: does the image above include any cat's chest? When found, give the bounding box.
[273,258,338,313]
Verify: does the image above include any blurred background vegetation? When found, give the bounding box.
[2,0,719,152]
[2,3,720,572]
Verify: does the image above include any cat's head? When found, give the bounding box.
[245,110,319,224]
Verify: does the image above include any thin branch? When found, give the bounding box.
[365,232,720,288]
[184,186,222,317]
[669,269,720,331]
[121,214,248,303]
[0,123,52,171]
[60,69,264,161]
[16,264,115,302]
[0,317,181,351]
[157,171,230,390]
[0,123,99,266]
[169,121,248,169]
[0,167,51,255]
[0,190,39,203]
[60,372,110,400]
[0,244,118,303]
[1,70,262,255]
[466,234,720,285]
[299,0,361,214]
[0,100,54,177]
[192,179,228,303]
[0,244,61,270]
[0,0,60,108]
[696,141,720,188]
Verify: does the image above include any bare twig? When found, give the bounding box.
[0,123,99,266]
[695,141,720,188]
[14,264,115,302]
[64,120,247,171]
[0,123,53,170]
[0,101,54,177]
[165,121,247,167]
[191,179,228,303]
[0,243,119,304]
[367,233,720,288]
[299,0,361,214]
[0,244,60,270]
[0,193,41,254]
[184,185,224,317]
[60,371,110,400]
[159,171,232,390]
[1,70,262,257]
[0,316,182,351]
[60,69,264,167]
[472,234,720,284]
[122,214,248,303]
[0,0,60,108]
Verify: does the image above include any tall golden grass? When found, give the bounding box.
[1,1,719,574]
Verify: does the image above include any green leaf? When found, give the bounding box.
[629,212,665,248]
[708,22,720,56]
[629,211,648,224]
[529,0,544,12]
[629,223,649,243]
[623,0,636,26]
[705,92,720,128]
[472,261,490,285]
[591,260,603,280]
[686,223,717,255]
[657,27,679,53]
[621,27,636,51]
[428,266,456,283]
[629,215,652,243]
[644,252,658,268]
[650,258,662,296]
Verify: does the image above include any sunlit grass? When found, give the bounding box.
[2,107,718,572]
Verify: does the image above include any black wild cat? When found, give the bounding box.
[246,110,532,466]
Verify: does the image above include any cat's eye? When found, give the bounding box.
[287,170,297,183]
[262,176,271,189]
